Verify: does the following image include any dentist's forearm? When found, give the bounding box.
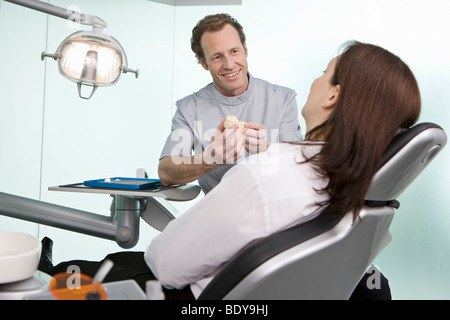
[157,154,222,186]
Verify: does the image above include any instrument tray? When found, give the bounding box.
[84,177,161,190]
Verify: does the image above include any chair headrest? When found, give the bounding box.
[366,122,447,201]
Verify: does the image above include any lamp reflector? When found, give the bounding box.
[58,38,123,85]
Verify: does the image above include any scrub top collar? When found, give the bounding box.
[212,72,254,106]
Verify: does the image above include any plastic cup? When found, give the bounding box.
[49,272,107,300]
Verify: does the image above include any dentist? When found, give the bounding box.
[158,13,303,194]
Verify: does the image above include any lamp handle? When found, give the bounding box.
[77,82,98,100]
[122,67,139,79]
[41,51,60,61]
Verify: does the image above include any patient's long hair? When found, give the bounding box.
[306,41,421,221]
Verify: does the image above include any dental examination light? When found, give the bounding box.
[4,0,139,99]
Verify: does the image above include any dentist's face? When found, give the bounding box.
[200,24,249,97]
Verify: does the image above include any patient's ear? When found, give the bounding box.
[323,84,340,109]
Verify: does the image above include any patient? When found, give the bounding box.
[42,41,421,299]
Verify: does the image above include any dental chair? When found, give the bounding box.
[198,122,447,300]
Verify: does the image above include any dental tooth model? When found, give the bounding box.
[224,115,246,129]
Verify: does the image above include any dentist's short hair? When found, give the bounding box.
[191,13,246,63]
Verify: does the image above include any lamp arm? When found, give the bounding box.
[4,0,107,28]
[0,191,140,249]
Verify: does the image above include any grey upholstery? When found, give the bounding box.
[198,123,447,300]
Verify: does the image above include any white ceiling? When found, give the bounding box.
[149,0,241,6]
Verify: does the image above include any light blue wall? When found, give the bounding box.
[0,0,47,237]
[172,0,450,300]
[0,0,449,299]
[0,0,177,261]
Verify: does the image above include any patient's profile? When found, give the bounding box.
[40,41,421,300]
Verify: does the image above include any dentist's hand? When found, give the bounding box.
[243,122,269,154]
[203,118,245,165]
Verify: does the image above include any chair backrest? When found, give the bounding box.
[198,122,447,300]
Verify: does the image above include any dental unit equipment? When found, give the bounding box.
[0,180,200,249]
[4,0,138,99]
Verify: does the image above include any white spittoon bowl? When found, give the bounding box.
[0,232,41,284]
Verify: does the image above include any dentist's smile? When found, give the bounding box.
[222,69,240,79]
